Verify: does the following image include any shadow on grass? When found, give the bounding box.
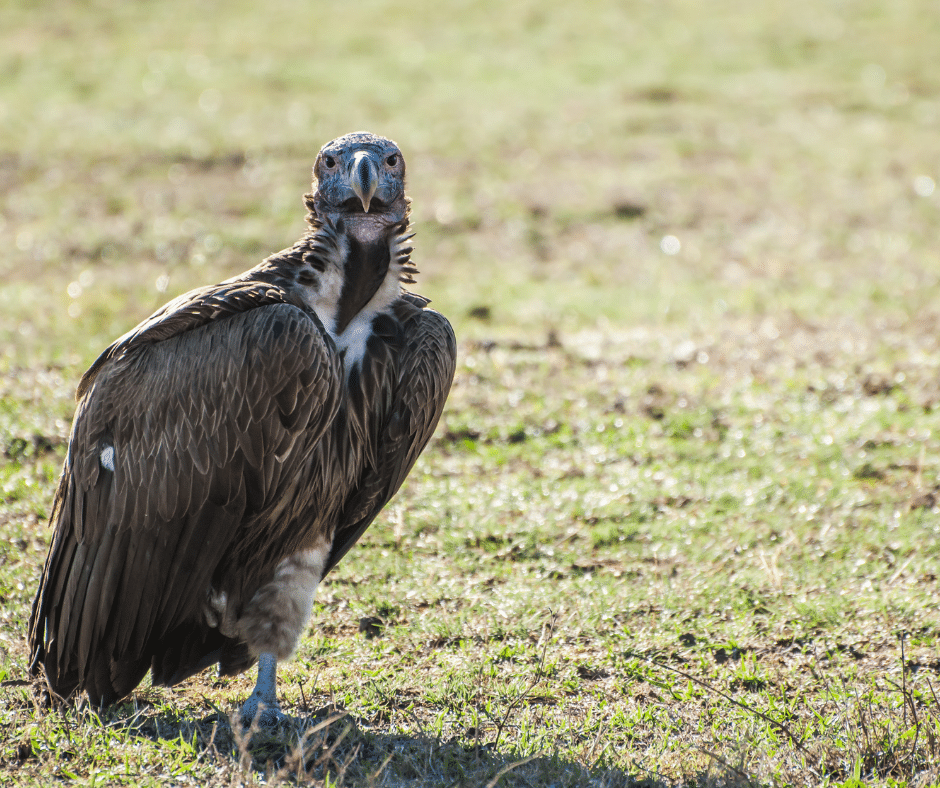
[3,676,701,786]
[120,704,703,788]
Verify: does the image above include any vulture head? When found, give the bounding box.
[308,131,409,235]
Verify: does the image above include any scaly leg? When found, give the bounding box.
[239,653,285,727]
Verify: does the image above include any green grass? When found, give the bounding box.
[3,0,940,785]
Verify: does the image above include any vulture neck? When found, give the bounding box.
[333,215,395,336]
[303,206,416,367]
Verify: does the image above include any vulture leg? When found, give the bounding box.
[236,544,330,726]
[240,652,283,726]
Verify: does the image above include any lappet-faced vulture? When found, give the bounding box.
[28,131,456,724]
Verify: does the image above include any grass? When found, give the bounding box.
[2,0,940,784]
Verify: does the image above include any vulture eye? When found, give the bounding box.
[386,154,398,166]
[324,156,336,168]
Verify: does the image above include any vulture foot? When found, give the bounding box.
[240,696,288,729]
[239,652,287,728]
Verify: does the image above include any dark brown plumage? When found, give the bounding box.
[28,132,456,720]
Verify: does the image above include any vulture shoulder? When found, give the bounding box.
[29,282,342,704]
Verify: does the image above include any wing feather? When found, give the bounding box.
[29,285,342,705]
[76,523,119,677]
[326,306,456,573]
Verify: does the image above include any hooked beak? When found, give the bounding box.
[349,151,378,212]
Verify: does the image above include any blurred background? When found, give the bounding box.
[2,0,938,372]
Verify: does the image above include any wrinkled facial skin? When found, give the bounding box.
[312,131,407,223]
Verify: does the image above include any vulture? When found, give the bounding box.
[28,131,456,725]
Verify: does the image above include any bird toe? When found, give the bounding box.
[239,695,287,729]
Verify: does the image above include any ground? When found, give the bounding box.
[1,0,940,785]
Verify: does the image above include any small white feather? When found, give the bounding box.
[99,445,115,472]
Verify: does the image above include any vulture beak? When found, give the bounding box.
[350,151,379,212]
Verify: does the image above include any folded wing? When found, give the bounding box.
[29,285,342,706]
